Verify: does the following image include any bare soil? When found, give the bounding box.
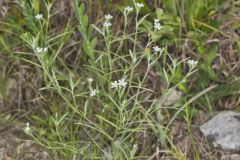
[0,123,50,160]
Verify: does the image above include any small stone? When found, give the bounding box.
[200,111,240,152]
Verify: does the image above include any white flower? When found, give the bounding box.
[87,78,93,83]
[105,14,113,20]
[125,6,133,12]
[36,47,47,53]
[35,14,43,20]
[103,22,112,28]
[90,89,97,96]
[24,122,31,134]
[111,79,128,89]
[118,79,127,87]
[36,47,43,53]
[111,81,118,88]
[43,47,47,52]
[136,3,144,8]
[187,59,198,66]
[154,19,163,31]
[154,22,163,31]
[153,46,162,52]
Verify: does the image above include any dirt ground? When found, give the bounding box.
[0,123,50,160]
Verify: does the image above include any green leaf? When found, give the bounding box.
[207,44,218,64]
[79,4,85,16]
[90,37,97,49]
[156,8,164,18]
[212,80,240,99]
[32,0,39,14]
[82,15,89,27]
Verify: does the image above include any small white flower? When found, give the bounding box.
[118,79,127,87]
[36,47,47,53]
[43,47,47,52]
[35,14,43,20]
[111,81,118,88]
[153,46,162,52]
[136,3,144,8]
[103,22,112,28]
[187,59,198,66]
[90,89,97,96]
[154,22,163,31]
[87,78,93,83]
[24,122,31,134]
[154,19,160,23]
[125,6,133,12]
[36,47,43,53]
[105,14,113,20]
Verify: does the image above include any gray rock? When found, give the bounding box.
[200,111,240,152]
[221,154,240,160]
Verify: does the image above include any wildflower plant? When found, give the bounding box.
[73,0,198,158]
[16,0,201,159]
